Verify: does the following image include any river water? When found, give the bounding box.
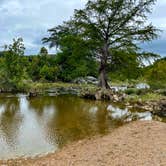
[0,93,160,159]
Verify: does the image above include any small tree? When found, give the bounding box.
[3,38,27,91]
[39,47,48,56]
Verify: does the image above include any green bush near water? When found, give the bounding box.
[124,88,151,95]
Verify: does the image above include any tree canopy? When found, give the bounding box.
[43,0,159,88]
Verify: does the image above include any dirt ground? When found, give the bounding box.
[0,120,166,166]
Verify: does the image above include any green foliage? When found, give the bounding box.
[125,88,150,95]
[74,0,158,50]
[56,36,98,81]
[125,92,164,102]
[0,38,28,91]
[137,52,160,66]
[0,1,162,91]
[44,30,98,82]
[109,50,142,81]
[39,65,58,82]
[144,58,166,89]
[0,51,6,57]
[26,55,58,82]
[39,47,48,56]
[43,0,158,88]
[125,88,139,95]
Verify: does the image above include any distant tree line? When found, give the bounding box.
[0,37,164,91]
[0,38,98,91]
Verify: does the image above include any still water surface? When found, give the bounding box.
[0,94,155,159]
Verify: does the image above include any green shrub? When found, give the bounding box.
[125,88,137,95]
[125,88,151,95]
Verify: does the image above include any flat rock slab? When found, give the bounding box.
[1,121,166,166]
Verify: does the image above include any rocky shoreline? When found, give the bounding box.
[28,86,166,118]
[1,82,166,118]
[125,99,166,117]
[81,88,166,118]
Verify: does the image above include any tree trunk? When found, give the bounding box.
[98,43,110,89]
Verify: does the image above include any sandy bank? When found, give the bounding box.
[1,120,166,166]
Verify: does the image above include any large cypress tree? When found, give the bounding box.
[44,0,159,88]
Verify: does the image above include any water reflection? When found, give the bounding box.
[0,95,22,159]
[107,104,152,121]
[0,94,155,159]
[28,96,110,148]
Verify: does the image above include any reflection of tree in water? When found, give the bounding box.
[41,96,110,148]
[27,96,55,115]
[0,96,19,113]
[27,95,126,150]
[0,96,23,147]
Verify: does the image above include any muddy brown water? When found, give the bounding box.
[0,93,163,160]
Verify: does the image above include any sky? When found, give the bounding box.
[0,0,166,56]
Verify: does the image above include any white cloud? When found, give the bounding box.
[0,0,165,56]
[0,0,87,54]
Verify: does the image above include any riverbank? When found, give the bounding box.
[1,82,166,117]
[1,120,165,166]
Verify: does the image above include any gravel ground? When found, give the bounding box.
[0,120,166,166]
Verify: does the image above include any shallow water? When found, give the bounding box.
[0,94,160,159]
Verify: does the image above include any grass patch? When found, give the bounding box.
[125,92,165,103]
[147,81,166,90]
[124,88,151,95]
[29,82,97,92]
